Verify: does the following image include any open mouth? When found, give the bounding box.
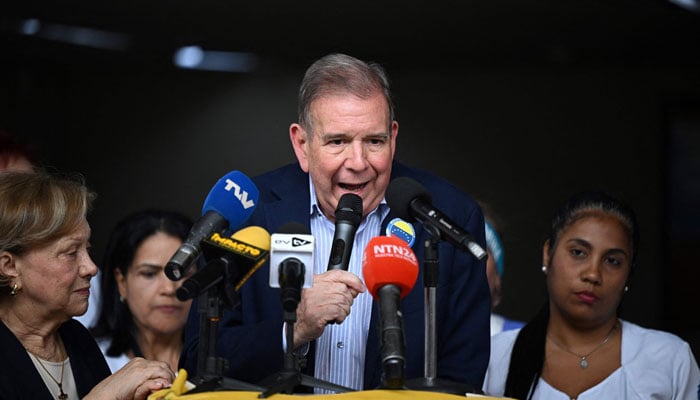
[339,182,367,191]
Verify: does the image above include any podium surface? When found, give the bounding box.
[150,389,511,400]
[147,370,514,400]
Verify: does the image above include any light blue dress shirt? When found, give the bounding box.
[308,179,389,392]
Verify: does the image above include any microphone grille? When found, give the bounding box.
[335,193,363,226]
[385,177,431,222]
[201,170,259,232]
[362,235,419,299]
[231,226,271,251]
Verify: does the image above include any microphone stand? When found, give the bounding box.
[186,257,267,393]
[258,259,354,397]
[405,226,475,395]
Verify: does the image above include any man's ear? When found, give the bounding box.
[290,123,309,173]
[389,120,399,160]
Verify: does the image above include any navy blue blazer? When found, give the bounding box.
[0,318,111,399]
[181,161,491,392]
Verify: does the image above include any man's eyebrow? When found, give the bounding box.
[319,132,349,141]
[364,132,390,139]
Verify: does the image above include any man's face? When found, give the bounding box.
[290,92,398,220]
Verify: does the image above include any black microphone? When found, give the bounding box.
[385,177,487,260]
[269,222,314,315]
[165,170,259,281]
[176,226,270,301]
[326,193,363,271]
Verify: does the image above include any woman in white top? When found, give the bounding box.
[483,191,700,399]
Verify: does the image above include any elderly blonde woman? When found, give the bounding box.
[0,171,174,400]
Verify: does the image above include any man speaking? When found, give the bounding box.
[179,53,491,394]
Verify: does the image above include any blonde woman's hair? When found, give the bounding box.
[0,171,96,289]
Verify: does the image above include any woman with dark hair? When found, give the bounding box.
[91,209,194,373]
[483,191,700,399]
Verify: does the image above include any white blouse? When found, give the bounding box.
[483,320,700,400]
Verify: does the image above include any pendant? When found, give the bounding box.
[580,357,588,369]
[58,384,67,400]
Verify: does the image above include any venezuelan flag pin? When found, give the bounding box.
[385,217,416,247]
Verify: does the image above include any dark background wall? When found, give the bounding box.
[2,0,700,357]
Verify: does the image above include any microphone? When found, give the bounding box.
[269,222,314,314]
[362,235,419,389]
[326,193,363,271]
[165,170,259,281]
[176,226,270,301]
[385,177,487,260]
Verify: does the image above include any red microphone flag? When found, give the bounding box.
[362,235,419,300]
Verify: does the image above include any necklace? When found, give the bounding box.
[30,353,68,400]
[547,321,619,369]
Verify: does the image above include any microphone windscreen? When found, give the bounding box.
[269,222,314,289]
[385,177,431,222]
[362,235,419,300]
[336,193,363,225]
[194,226,271,295]
[231,225,271,251]
[201,170,260,232]
[203,226,271,262]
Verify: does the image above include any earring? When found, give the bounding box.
[119,295,125,303]
[624,286,629,292]
[10,283,19,296]
[541,265,547,274]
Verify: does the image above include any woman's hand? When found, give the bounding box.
[85,357,175,400]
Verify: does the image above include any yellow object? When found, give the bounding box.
[150,386,511,400]
[147,370,515,400]
[148,369,191,400]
